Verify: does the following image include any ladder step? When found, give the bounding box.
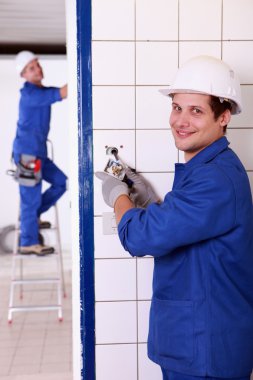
[11,278,60,285]
[9,305,61,312]
[14,226,58,232]
[14,252,60,259]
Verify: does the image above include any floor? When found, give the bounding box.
[0,250,73,380]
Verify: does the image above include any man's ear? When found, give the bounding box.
[220,109,231,127]
[20,69,26,79]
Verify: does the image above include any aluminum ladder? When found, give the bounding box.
[8,204,66,323]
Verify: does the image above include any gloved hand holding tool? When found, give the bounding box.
[96,167,160,209]
[95,172,130,208]
[96,146,160,209]
[125,167,160,208]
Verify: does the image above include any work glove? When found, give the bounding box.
[125,167,160,208]
[95,171,130,208]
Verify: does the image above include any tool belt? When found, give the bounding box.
[6,154,42,187]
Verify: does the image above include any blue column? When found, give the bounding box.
[76,0,95,379]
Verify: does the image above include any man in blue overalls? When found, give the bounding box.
[13,51,68,256]
[96,56,253,380]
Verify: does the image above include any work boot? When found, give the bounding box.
[18,244,54,256]
[38,220,51,229]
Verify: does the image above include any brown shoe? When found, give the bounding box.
[18,244,54,256]
[38,220,51,229]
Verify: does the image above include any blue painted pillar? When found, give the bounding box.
[76,0,95,379]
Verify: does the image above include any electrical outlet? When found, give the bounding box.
[102,212,118,235]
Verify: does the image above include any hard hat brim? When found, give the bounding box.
[159,88,242,115]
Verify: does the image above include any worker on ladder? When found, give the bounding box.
[12,51,68,256]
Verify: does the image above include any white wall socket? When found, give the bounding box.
[102,212,118,235]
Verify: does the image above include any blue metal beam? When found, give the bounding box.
[76,0,95,379]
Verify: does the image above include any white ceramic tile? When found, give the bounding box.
[93,86,135,129]
[94,217,129,259]
[92,42,135,85]
[95,259,136,301]
[136,86,171,130]
[179,42,221,66]
[96,301,137,343]
[136,130,178,171]
[227,129,253,171]
[223,0,253,40]
[223,42,253,84]
[138,343,162,380]
[137,258,154,300]
[139,172,175,201]
[229,86,253,128]
[136,0,178,40]
[92,0,135,40]
[138,301,151,342]
[96,344,137,380]
[136,42,178,85]
[179,0,222,40]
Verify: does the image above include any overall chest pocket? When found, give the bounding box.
[151,297,194,364]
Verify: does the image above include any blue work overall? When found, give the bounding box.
[118,137,253,378]
[17,157,67,246]
[13,82,67,246]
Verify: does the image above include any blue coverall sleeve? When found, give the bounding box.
[118,164,236,258]
[21,86,62,107]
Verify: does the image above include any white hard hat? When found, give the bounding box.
[15,50,38,75]
[160,55,242,114]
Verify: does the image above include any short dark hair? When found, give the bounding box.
[209,96,233,133]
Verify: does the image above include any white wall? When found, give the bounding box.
[92,0,253,379]
[0,55,71,251]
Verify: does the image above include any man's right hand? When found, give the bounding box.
[60,84,68,99]
[125,167,160,208]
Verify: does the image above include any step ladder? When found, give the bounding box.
[8,204,66,323]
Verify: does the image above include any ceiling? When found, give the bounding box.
[0,0,66,54]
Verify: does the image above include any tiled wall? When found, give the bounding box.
[92,1,253,379]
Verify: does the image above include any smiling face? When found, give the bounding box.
[169,93,231,162]
[21,58,44,85]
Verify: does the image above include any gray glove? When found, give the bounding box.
[95,171,130,208]
[125,167,160,208]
